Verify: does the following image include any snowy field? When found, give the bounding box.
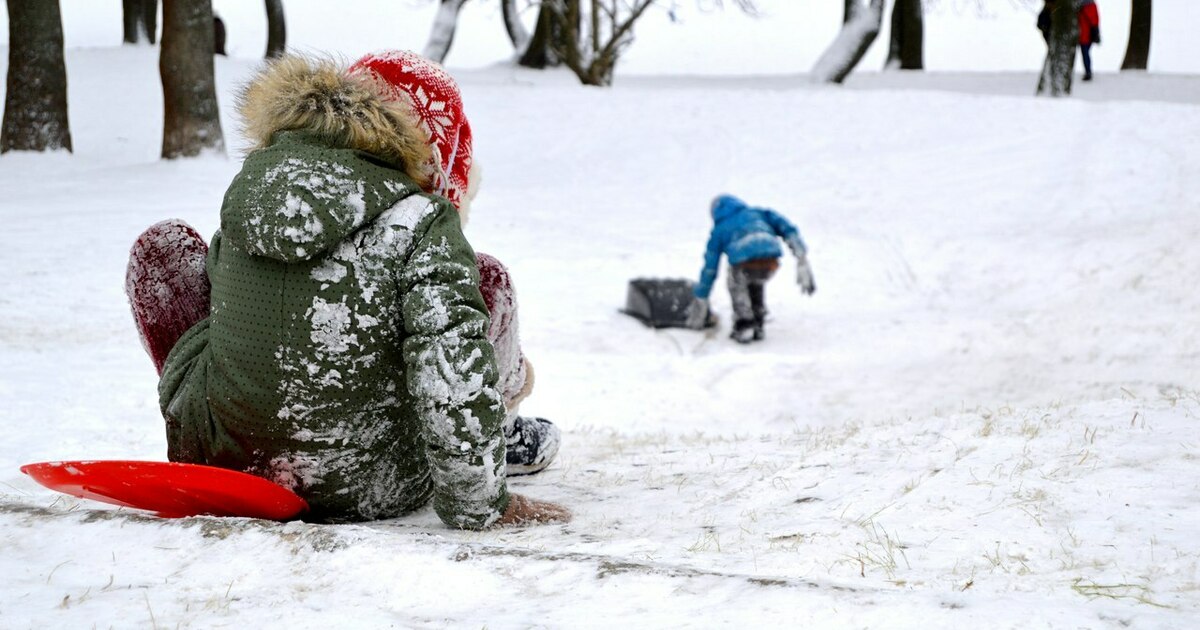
[3,7,1200,628]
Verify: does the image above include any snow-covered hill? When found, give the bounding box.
[1,47,1197,628]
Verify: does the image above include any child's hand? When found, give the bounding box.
[685,297,710,329]
[796,256,817,296]
[493,492,572,527]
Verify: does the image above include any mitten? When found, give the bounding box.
[685,297,710,329]
[796,255,816,296]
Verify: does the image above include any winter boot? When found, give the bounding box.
[126,220,211,374]
[505,416,561,476]
[730,319,756,344]
[752,306,767,341]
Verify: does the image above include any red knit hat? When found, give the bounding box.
[349,50,473,211]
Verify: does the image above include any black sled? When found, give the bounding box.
[620,277,716,329]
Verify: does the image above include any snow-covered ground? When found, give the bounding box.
[2,39,1199,630]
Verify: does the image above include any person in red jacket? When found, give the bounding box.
[1078,0,1101,81]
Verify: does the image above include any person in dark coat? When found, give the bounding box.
[1037,0,1055,44]
[213,15,227,56]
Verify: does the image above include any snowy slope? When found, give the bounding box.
[1,47,1199,628]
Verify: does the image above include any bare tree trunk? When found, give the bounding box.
[550,0,584,76]
[265,0,287,59]
[520,2,554,68]
[160,0,224,158]
[1121,0,1151,71]
[1037,1,1077,97]
[520,1,573,69]
[501,0,531,53]
[548,0,654,86]
[812,0,884,84]
[3,0,72,153]
[422,0,469,64]
[843,0,854,24]
[885,0,923,70]
[123,0,159,44]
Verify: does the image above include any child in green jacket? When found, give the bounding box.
[125,52,566,528]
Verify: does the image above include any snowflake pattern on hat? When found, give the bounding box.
[349,50,473,210]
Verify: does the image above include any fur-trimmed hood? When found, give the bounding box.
[237,55,435,191]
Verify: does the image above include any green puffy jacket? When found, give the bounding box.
[159,126,508,527]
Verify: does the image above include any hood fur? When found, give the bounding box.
[237,55,435,191]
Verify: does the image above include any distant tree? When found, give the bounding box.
[1036,0,1076,97]
[1121,0,1150,71]
[502,0,532,53]
[545,0,656,86]
[709,0,759,17]
[885,0,923,70]
[123,0,159,45]
[812,0,884,83]
[421,0,577,69]
[518,0,581,68]
[423,0,469,64]
[2,0,73,153]
[503,0,570,69]
[516,2,552,67]
[265,0,287,59]
[430,0,755,78]
[160,0,225,158]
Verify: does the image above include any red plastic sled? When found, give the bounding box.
[20,460,308,521]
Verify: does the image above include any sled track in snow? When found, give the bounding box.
[0,499,866,596]
[363,521,865,594]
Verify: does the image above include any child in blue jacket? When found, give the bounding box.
[686,194,816,343]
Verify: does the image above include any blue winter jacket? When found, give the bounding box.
[694,194,807,299]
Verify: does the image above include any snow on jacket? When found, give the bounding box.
[693,194,807,299]
[158,57,509,528]
[1078,0,1100,45]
